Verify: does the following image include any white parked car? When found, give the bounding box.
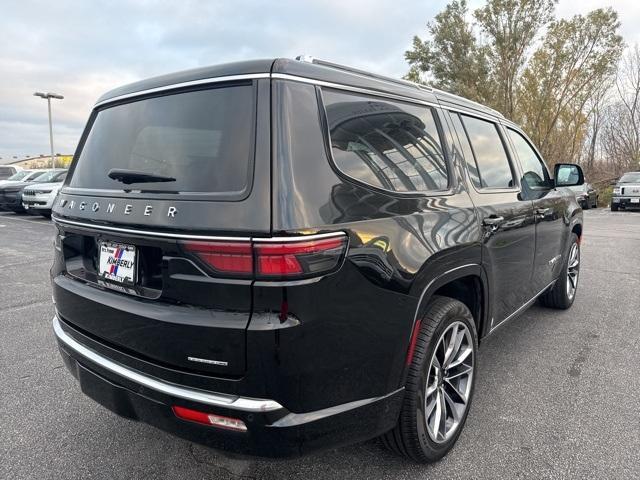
[22,171,67,218]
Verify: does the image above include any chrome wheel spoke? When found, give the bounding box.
[448,345,472,369]
[442,389,461,422]
[444,378,467,404]
[445,363,473,380]
[566,243,580,299]
[430,390,443,439]
[424,321,475,444]
[425,395,437,417]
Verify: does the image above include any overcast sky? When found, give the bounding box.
[1,0,639,160]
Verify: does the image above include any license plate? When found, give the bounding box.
[98,242,137,285]
[631,198,640,204]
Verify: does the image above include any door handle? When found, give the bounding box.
[482,216,504,228]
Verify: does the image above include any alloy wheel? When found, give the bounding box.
[566,242,580,300]
[424,321,474,444]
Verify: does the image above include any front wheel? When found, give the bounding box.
[540,233,580,309]
[381,296,477,462]
[611,203,619,211]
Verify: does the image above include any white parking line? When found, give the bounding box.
[0,214,52,226]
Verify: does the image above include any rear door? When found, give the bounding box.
[447,112,536,328]
[505,127,566,293]
[52,78,271,377]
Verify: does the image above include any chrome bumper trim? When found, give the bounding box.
[52,315,284,412]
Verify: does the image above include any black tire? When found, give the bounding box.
[611,203,619,212]
[582,201,590,210]
[381,296,478,463]
[539,233,580,309]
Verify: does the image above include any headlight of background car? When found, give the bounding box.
[613,187,621,195]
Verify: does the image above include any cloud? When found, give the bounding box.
[1,0,639,159]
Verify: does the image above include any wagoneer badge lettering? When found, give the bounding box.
[58,197,178,218]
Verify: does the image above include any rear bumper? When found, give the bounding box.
[612,197,640,207]
[53,315,403,456]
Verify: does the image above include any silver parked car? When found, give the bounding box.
[611,172,640,211]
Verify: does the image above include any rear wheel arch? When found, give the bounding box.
[402,264,488,383]
[572,223,582,241]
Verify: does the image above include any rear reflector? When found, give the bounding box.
[172,406,247,432]
[405,319,422,366]
[181,233,347,281]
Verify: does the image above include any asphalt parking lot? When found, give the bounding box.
[1,209,639,479]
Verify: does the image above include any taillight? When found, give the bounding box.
[181,233,348,281]
[181,241,253,275]
[172,406,247,432]
[255,236,347,279]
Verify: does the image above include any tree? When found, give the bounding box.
[474,0,556,117]
[517,8,623,165]
[405,0,491,103]
[598,45,640,174]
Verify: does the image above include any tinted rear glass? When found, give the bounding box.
[70,84,255,195]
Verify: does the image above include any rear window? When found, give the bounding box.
[70,84,255,196]
[322,89,449,193]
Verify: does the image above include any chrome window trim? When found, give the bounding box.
[53,315,284,412]
[93,71,505,126]
[274,73,505,125]
[94,73,271,108]
[272,73,442,109]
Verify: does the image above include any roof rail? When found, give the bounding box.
[295,55,433,93]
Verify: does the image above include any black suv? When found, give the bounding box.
[51,57,584,462]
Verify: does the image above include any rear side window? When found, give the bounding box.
[461,115,514,189]
[70,84,255,195]
[322,89,448,193]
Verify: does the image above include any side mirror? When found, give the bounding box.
[554,163,584,187]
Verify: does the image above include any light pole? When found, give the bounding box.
[34,92,64,168]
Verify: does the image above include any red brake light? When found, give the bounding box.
[255,236,347,279]
[182,241,253,275]
[181,233,347,280]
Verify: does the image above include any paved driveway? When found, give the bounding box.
[1,209,639,479]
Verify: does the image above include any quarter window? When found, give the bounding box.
[322,89,449,193]
[449,113,481,189]
[461,115,514,189]
[507,129,552,190]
